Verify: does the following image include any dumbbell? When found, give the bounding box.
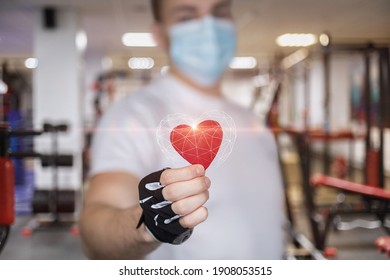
[43,123,68,133]
[10,153,73,167]
[32,190,76,214]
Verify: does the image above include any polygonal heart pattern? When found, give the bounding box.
[170,120,223,169]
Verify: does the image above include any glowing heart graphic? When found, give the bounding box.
[170,120,223,169]
[157,110,236,170]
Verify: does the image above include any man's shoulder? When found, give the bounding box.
[222,100,258,125]
[101,79,166,123]
[123,79,165,108]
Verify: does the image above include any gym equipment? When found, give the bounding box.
[275,126,387,257]
[30,123,75,217]
[32,190,75,214]
[0,124,14,254]
[309,44,389,252]
[0,160,14,225]
[0,122,76,249]
[276,132,325,260]
[286,43,390,253]
[259,78,326,259]
[19,123,77,235]
[270,40,390,258]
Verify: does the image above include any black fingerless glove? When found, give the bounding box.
[137,169,193,245]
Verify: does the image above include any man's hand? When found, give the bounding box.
[138,164,210,244]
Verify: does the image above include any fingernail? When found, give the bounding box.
[205,177,211,186]
[196,165,204,175]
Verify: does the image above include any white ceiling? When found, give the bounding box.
[0,0,390,62]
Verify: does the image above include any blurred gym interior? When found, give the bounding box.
[0,0,390,260]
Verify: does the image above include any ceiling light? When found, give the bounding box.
[229,57,257,69]
[0,80,8,94]
[25,58,38,69]
[276,33,317,47]
[76,30,88,52]
[128,57,155,70]
[319,33,330,47]
[122,33,156,47]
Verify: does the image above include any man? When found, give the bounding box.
[79,0,285,260]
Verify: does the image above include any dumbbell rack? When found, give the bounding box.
[21,124,78,237]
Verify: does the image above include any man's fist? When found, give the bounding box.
[138,165,210,245]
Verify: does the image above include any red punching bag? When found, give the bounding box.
[0,157,15,226]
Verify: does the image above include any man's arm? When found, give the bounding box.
[79,172,158,259]
[79,165,210,259]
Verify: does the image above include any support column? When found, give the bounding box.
[33,7,83,191]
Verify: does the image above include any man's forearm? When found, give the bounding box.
[79,204,160,259]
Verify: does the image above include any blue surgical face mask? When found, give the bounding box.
[169,16,236,87]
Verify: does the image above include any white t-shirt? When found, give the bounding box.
[91,75,286,259]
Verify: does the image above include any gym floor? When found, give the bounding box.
[1,209,388,260]
[0,153,389,260]
[0,216,86,260]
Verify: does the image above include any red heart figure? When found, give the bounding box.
[170,120,223,169]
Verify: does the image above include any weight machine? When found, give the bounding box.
[278,43,390,257]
